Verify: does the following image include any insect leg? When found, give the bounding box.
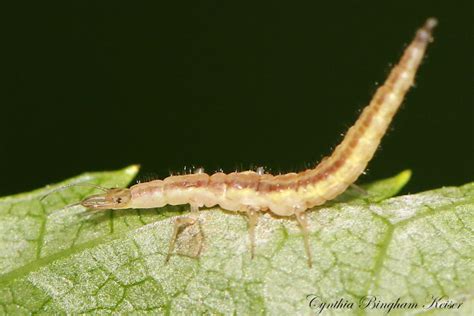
[245,207,259,259]
[295,210,313,268]
[165,204,201,263]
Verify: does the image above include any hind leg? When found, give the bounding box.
[165,204,202,263]
[295,209,313,268]
[245,207,260,259]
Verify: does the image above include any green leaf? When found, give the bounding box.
[0,166,472,315]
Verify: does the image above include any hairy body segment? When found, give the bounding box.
[65,18,437,267]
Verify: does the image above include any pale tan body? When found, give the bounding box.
[80,19,437,266]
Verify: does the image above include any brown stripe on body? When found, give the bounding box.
[294,111,372,188]
[293,19,436,191]
[163,173,210,190]
[257,172,299,192]
[130,19,436,212]
[208,172,227,189]
[225,171,260,190]
[204,172,227,198]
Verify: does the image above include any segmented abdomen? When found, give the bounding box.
[296,19,436,210]
[128,19,437,216]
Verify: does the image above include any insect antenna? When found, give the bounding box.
[39,183,109,201]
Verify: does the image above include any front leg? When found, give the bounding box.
[165,204,202,263]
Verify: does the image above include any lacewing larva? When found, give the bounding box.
[43,18,437,267]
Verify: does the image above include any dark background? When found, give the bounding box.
[2,1,473,196]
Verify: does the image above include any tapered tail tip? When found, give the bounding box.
[425,17,438,31]
[416,17,438,43]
